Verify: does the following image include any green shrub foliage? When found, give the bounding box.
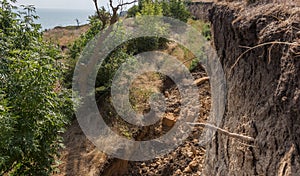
[0,1,73,175]
[201,23,211,41]
[128,0,190,22]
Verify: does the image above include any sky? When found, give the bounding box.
[16,0,136,10]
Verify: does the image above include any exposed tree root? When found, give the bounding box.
[188,122,255,143]
[193,76,209,86]
[230,41,300,74]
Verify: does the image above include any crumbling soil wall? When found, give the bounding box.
[204,2,300,175]
[186,1,213,21]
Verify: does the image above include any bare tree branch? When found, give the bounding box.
[93,0,101,21]
[116,0,137,8]
[92,0,111,30]
[109,0,137,25]
[193,77,209,86]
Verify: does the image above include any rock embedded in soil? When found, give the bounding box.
[162,113,176,127]
[183,166,193,173]
[189,160,199,170]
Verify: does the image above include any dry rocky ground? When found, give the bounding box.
[124,65,211,176]
[53,62,211,176]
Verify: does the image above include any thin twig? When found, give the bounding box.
[187,122,255,143]
[239,45,252,49]
[116,0,137,9]
[230,41,300,74]
[182,57,197,65]
[237,141,256,148]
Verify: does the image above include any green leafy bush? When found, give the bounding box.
[127,5,139,18]
[162,0,190,22]
[128,0,191,22]
[0,1,73,175]
[69,18,102,60]
[201,23,211,41]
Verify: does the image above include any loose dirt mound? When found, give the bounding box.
[204,2,300,175]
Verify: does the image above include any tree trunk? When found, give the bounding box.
[204,3,300,175]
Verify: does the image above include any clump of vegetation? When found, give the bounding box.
[187,19,211,41]
[186,19,211,70]
[0,0,73,175]
[201,23,211,41]
[128,0,190,22]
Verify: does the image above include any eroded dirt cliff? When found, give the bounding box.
[204,2,300,175]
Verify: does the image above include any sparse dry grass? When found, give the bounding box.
[43,24,90,46]
[129,73,163,113]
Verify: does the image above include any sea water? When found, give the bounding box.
[35,8,94,29]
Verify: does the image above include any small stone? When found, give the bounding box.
[186,151,194,157]
[148,171,154,175]
[183,166,192,173]
[189,160,198,170]
[150,163,157,167]
[162,114,176,127]
[174,169,182,175]
[282,96,287,102]
[191,146,198,155]
[297,31,300,38]
[174,108,180,113]
[164,91,170,97]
